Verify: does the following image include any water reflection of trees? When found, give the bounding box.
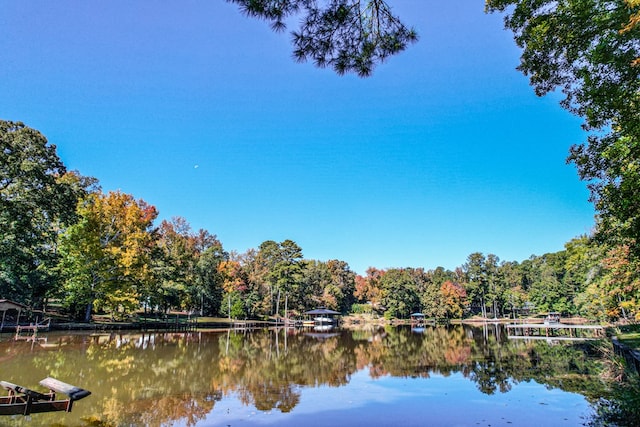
[0,326,611,426]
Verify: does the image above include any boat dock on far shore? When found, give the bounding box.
[506,322,605,341]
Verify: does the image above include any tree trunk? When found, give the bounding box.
[84,301,93,323]
[617,294,628,320]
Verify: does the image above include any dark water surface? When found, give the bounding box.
[0,325,609,426]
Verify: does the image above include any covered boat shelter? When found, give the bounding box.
[304,308,340,317]
[410,312,426,324]
[0,299,27,332]
[303,308,341,326]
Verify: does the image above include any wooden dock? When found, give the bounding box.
[506,322,605,340]
[14,318,51,342]
[0,377,90,416]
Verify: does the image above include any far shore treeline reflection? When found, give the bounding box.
[0,325,614,426]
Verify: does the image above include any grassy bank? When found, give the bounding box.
[615,324,640,351]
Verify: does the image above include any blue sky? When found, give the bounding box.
[1,1,595,274]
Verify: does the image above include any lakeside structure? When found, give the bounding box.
[0,377,91,416]
[302,308,341,328]
[506,313,605,341]
[0,299,26,332]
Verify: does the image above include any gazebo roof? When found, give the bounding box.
[304,308,340,315]
[0,299,27,311]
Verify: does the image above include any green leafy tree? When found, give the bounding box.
[463,252,489,317]
[235,248,272,317]
[379,268,420,319]
[420,267,466,319]
[486,0,640,256]
[268,239,304,314]
[299,259,356,312]
[194,236,227,315]
[300,260,333,309]
[256,240,282,314]
[463,253,506,318]
[325,259,356,313]
[524,252,576,314]
[484,254,503,317]
[247,240,305,316]
[228,0,418,76]
[151,218,196,313]
[527,260,565,313]
[563,235,604,305]
[411,267,443,318]
[0,120,92,307]
[498,260,527,317]
[151,218,226,315]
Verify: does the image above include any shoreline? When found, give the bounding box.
[1,314,608,334]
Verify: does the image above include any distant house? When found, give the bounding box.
[512,301,535,318]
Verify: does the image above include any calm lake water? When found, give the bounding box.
[0,324,609,426]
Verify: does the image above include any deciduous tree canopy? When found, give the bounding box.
[59,191,158,320]
[0,120,89,306]
[486,0,640,255]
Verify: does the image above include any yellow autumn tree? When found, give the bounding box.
[440,281,467,319]
[59,190,157,321]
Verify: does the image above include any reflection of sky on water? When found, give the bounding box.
[190,369,593,427]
